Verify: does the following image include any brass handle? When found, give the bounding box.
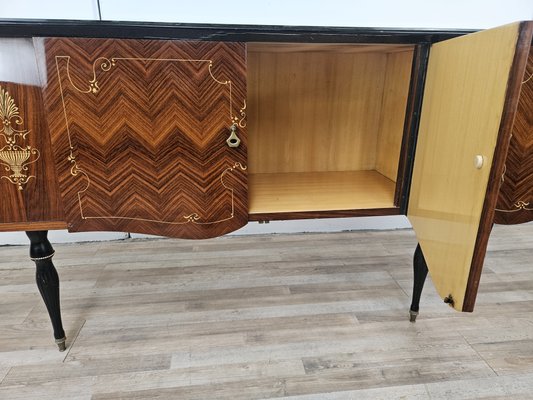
[226,124,241,148]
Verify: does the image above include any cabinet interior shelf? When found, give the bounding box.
[248,170,396,214]
[246,42,414,217]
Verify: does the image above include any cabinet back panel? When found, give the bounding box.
[247,44,413,176]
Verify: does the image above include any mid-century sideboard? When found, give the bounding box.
[0,19,531,351]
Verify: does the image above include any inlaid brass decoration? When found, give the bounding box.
[496,200,533,213]
[56,55,246,224]
[58,56,244,124]
[66,160,246,225]
[1,86,30,144]
[523,71,532,84]
[0,86,40,190]
[232,100,247,128]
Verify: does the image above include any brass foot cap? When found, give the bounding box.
[55,337,67,352]
[409,310,418,323]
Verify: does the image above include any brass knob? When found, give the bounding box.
[474,155,484,169]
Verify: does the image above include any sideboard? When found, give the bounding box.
[0,19,531,351]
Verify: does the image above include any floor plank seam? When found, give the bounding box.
[20,302,39,326]
[389,270,410,299]
[423,382,433,399]
[63,319,86,362]
[0,367,10,386]
[459,331,499,377]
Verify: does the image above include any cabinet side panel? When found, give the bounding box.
[375,49,414,182]
[408,23,526,311]
[0,38,65,231]
[494,46,533,225]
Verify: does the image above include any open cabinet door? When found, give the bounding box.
[408,22,533,312]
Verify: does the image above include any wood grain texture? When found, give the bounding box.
[38,38,247,239]
[0,39,65,230]
[408,22,524,311]
[0,221,67,233]
[249,171,396,214]
[247,45,390,174]
[375,50,414,182]
[494,46,533,225]
[2,224,533,399]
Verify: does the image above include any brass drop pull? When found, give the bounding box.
[226,124,241,148]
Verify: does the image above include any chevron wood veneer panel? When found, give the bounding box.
[39,38,247,239]
[495,47,533,225]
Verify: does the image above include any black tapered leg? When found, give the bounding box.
[409,243,428,322]
[26,231,66,351]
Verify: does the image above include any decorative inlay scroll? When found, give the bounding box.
[67,156,247,226]
[59,56,244,125]
[496,200,533,213]
[233,100,247,128]
[0,86,40,190]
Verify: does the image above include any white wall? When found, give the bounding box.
[2,0,530,28]
[0,1,531,244]
[0,0,99,20]
[99,0,533,29]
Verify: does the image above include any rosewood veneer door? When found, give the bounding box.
[495,46,533,225]
[39,38,247,239]
[408,22,533,312]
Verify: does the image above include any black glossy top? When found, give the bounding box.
[0,19,475,44]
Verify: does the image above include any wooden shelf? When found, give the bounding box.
[249,171,396,214]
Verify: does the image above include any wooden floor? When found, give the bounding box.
[1,223,533,399]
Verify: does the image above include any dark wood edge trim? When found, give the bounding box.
[396,44,431,213]
[463,21,533,312]
[0,221,67,233]
[494,209,533,225]
[249,208,400,222]
[0,19,473,43]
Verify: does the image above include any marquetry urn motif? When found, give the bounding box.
[0,86,40,190]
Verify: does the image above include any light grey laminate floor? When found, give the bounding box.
[1,223,533,399]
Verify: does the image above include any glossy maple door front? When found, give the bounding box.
[38,38,247,239]
[408,22,533,312]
